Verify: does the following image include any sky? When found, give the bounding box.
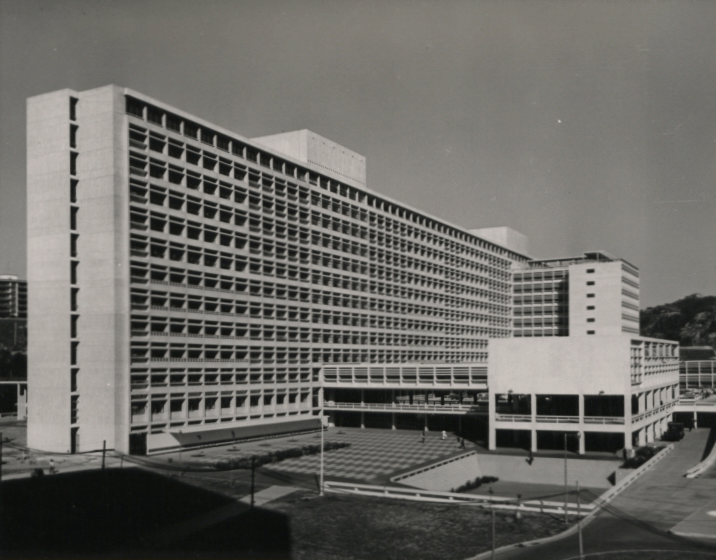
[0,0,714,308]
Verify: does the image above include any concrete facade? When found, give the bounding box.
[488,335,679,452]
[512,252,641,338]
[27,85,528,454]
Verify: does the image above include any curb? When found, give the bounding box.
[684,435,716,478]
[467,445,674,560]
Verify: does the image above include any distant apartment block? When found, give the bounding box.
[0,275,27,319]
[27,85,529,454]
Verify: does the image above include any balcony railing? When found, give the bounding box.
[322,401,487,414]
[583,416,625,425]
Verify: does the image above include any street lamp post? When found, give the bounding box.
[577,480,584,560]
[564,431,581,524]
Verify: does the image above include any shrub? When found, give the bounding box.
[622,445,665,469]
[451,475,499,493]
[213,441,350,470]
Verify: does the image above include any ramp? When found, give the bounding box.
[395,452,483,492]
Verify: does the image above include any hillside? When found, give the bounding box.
[641,294,716,348]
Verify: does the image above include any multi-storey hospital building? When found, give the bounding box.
[27,85,678,455]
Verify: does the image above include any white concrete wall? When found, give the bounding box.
[75,85,130,453]
[489,336,631,396]
[569,261,627,337]
[27,89,76,452]
[252,130,308,162]
[400,454,483,491]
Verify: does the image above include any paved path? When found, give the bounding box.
[239,485,300,506]
[609,428,715,533]
[494,429,716,559]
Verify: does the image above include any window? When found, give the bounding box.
[587,306,595,310]
[587,330,595,335]
[587,281,595,286]
[586,269,595,273]
[70,179,78,203]
[70,152,78,176]
[70,124,78,148]
[587,294,595,298]
[587,318,595,323]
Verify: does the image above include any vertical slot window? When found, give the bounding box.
[71,234,79,258]
[70,179,78,203]
[70,97,78,121]
[70,152,78,176]
[70,124,78,148]
[71,341,79,366]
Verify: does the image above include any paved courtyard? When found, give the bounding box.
[262,428,470,482]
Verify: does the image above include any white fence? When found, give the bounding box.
[323,480,595,517]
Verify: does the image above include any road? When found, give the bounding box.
[496,428,716,559]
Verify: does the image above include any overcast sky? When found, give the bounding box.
[1,0,714,307]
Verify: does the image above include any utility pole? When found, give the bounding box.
[577,481,584,560]
[564,432,568,524]
[320,416,324,496]
[250,456,255,509]
[489,487,496,560]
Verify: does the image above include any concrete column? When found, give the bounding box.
[391,412,396,430]
[360,410,365,429]
[530,429,537,452]
[488,390,496,450]
[531,394,537,420]
[578,432,586,455]
[578,395,585,423]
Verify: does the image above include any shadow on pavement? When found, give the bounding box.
[0,468,291,559]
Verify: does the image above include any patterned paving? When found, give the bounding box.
[263,428,467,481]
